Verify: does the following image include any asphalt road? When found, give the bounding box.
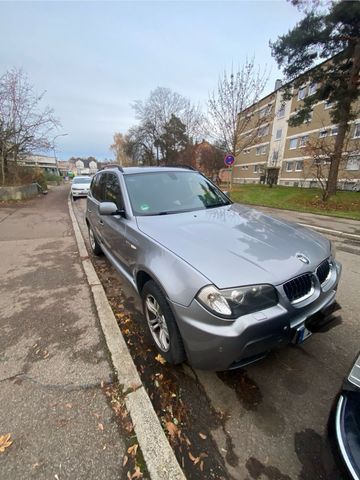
[74,195,360,480]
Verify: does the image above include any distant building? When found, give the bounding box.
[20,154,59,175]
[234,58,360,190]
[68,157,99,175]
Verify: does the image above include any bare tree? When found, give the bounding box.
[208,59,270,160]
[110,132,133,166]
[302,133,359,200]
[0,68,60,185]
[131,87,206,164]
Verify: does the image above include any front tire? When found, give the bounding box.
[88,225,102,256]
[142,281,186,365]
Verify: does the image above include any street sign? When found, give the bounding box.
[224,153,235,167]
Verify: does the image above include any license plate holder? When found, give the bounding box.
[294,324,312,344]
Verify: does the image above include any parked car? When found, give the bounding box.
[328,353,360,480]
[86,166,342,370]
[71,175,92,200]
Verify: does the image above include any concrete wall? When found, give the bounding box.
[0,183,39,201]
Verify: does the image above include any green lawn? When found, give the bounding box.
[229,185,360,220]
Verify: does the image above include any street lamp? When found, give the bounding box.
[52,133,69,175]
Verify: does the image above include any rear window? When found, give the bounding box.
[73,177,91,184]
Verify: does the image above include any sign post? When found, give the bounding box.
[224,153,235,193]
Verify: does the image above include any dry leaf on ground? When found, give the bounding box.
[127,443,138,457]
[165,422,178,439]
[123,455,129,466]
[154,354,166,364]
[199,432,207,440]
[131,466,143,479]
[0,434,12,453]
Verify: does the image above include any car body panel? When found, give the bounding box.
[86,167,342,370]
[136,203,330,288]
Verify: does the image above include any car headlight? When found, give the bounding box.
[197,284,278,320]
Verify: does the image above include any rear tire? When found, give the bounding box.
[72,195,77,201]
[88,225,102,256]
[141,280,186,365]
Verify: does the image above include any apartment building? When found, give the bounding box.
[233,63,360,190]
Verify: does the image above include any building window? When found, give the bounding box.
[298,86,306,100]
[346,155,360,171]
[256,145,267,156]
[259,107,266,119]
[319,129,328,138]
[308,83,317,96]
[275,128,282,140]
[330,126,338,136]
[353,123,360,139]
[289,138,298,149]
[286,162,293,172]
[272,150,279,161]
[253,164,259,173]
[277,104,285,119]
[298,135,309,147]
[258,125,269,137]
[295,161,304,171]
[304,110,313,123]
[325,100,333,109]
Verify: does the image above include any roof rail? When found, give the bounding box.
[98,164,124,172]
[161,164,196,171]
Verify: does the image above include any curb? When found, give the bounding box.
[67,198,185,480]
[297,222,360,241]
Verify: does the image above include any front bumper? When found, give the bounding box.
[171,260,342,371]
[72,190,89,197]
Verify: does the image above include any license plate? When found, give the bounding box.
[294,325,312,344]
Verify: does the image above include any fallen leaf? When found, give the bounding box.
[98,423,104,431]
[123,455,129,466]
[0,433,13,453]
[200,460,204,471]
[199,432,207,440]
[165,422,178,439]
[188,451,197,463]
[155,354,166,364]
[127,443,138,457]
[131,466,143,479]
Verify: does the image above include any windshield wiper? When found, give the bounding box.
[205,202,231,209]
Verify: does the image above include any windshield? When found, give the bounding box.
[73,177,91,184]
[124,171,231,216]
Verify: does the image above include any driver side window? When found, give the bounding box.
[105,173,124,211]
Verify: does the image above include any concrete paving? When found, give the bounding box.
[0,186,125,479]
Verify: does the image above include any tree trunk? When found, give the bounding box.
[326,40,360,199]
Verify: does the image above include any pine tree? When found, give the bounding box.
[270,0,360,199]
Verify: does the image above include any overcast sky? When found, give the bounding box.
[0,1,302,160]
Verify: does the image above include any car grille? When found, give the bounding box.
[283,273,313,303]
[316,259,331,285]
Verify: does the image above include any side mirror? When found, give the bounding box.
[99,202,125,216]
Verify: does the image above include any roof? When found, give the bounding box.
[98,166,197,175]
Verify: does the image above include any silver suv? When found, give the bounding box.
[86,166,341,370]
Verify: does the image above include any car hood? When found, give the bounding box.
[72,183,91,189]
[136,204,330,288]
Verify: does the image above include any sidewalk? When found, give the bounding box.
[0,186,125,479]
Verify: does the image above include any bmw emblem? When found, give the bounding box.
[296,253,310,264]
